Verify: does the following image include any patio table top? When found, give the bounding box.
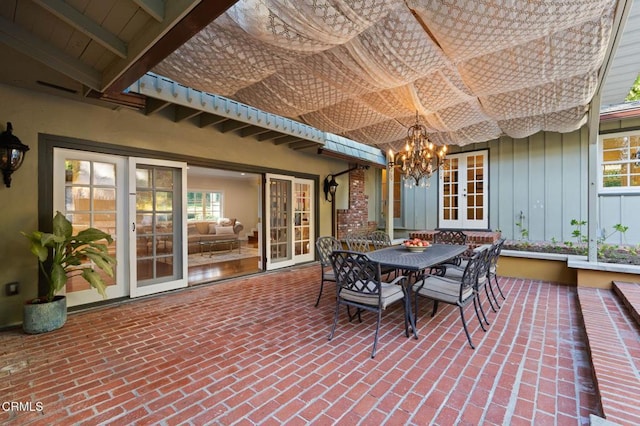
[366,243,467,271]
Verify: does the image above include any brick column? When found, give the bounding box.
[336,167,377,240]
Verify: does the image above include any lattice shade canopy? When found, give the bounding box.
[153,0,617,150]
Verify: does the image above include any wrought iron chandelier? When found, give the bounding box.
[388,112,447,188]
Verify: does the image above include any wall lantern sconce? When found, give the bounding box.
[0,122,29,188]
[323,175,339,202]
[323,164,369,202]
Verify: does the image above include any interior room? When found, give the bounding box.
[186,166,261,284]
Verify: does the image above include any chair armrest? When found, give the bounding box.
[386,275,407,286]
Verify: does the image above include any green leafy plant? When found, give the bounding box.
[22,211,116,303]
[625,72,640,102]
[504,218,636,264]
[515,211,529,240]
[570,219,588,244]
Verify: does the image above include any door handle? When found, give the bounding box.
[132,222,136,232]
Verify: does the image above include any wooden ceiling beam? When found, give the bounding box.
[146,97,171,115]
[174,105,201,122]
[105,0,238,93]
[132,0,165,22]
[219,119,252,133]
[32,0,127,58]
[272,135,303,145]
[240,125,274,137]
[257,131,285,141]
[199,113,228,128]
[290,141,320,150]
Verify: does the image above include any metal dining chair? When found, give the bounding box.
[314,236,342,307]
[329,250,409,358]
[487,238,506,302]
[369,230,392,250]
[345,233,371,252]
[433,230,468,266]
[412,248,487,349]
[442,247,493,322]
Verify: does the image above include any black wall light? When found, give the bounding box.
[323,175,339,202]
[323,164,369,202]
[0,122,29,188]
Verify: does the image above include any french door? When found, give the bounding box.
[129,158,188,297]
[265,174,314,270]
[53,149,188,305]
[439,150,488,229]
[53,149,127,307]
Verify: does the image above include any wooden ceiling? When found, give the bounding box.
[0,0,237,103]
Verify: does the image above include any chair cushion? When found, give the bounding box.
[322,268,336,281]
[413,276,473,304]
[340,281,404,309]
[443,267,464,280]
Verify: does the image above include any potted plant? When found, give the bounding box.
[21,211,116,334]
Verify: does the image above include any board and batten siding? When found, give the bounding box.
[396,123,640,245]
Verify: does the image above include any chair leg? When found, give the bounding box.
[404,291,418,340]
[314,281,325,307]
[473,297,487,331]
[475,288,490,326]
[459,305,475,349]
[484,281,498,312]
[328,300,341,341]
[493,274,506,300]
[431,300,439,317]
[371,310,382,358]
[486,276,501,309]
[350,308,363,323]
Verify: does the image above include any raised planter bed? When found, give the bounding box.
[500,243,640,288]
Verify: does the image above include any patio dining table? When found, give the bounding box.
[367,243,468,337]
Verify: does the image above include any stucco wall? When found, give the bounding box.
[0,83,355,328]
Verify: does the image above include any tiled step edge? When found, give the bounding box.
[577,288,640,426]
[612,281,640,328]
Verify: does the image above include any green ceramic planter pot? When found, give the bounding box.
[23,295,67,334]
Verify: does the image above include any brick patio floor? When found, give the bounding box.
[1,265,600,425]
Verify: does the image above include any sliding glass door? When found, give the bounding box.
[129,158,188,297]
[53,149,127,307]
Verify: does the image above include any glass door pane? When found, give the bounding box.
[53,149,127,307]
[439,151,488,229]
[441,157,460,226]
[294,180,314,263]
[268,176,292,267]
[265,174,315,270]
[130,158,188,297]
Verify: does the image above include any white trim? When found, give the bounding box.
[598,130,640,194]
[439,149,488,229]
[129,157,188,298]
[54,149,129,306]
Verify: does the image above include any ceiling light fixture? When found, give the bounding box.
[388,112,447,188]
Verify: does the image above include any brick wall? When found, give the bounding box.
[336,167,377,240]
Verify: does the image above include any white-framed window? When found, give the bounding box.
[599,131,640,192]
[186,191,222,221]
